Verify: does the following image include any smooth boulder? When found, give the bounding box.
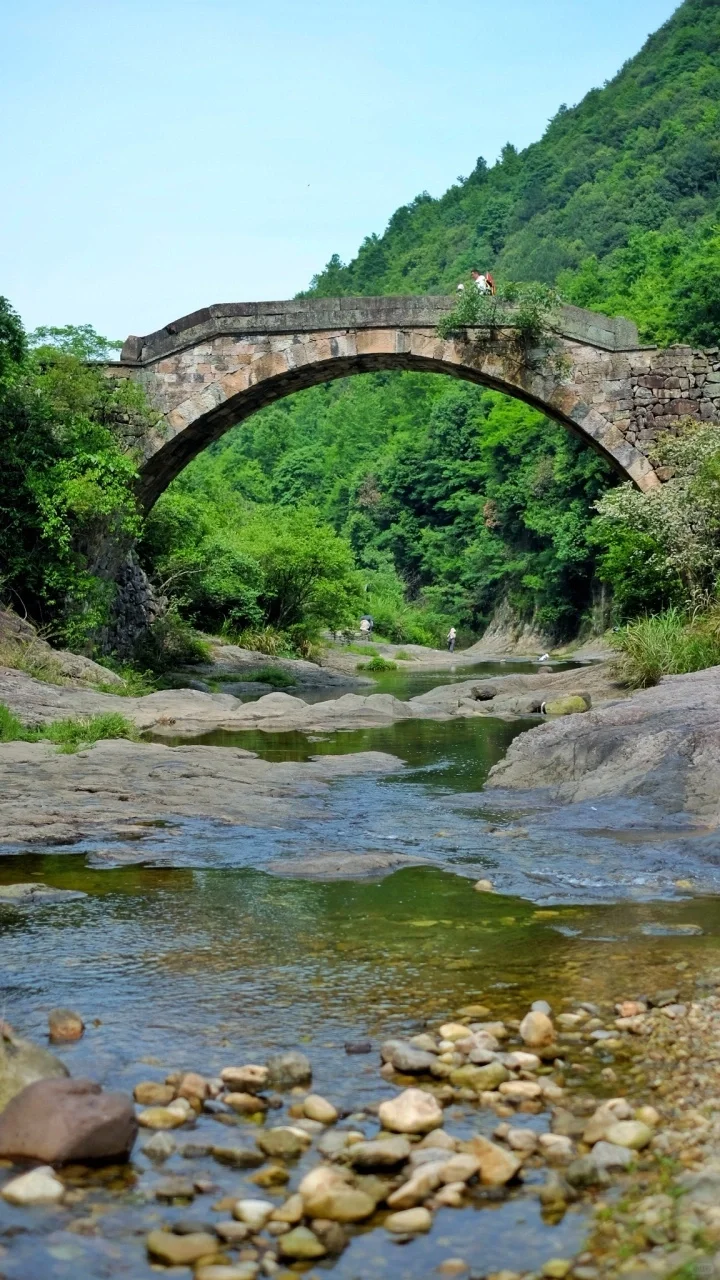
[0,1026,68,1112]
[0,1077,137,1164]
[378,1088,443,1135]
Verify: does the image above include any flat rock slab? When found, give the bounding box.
[0,737,403,848]
[0,882,86,904]
[265,850,431,880]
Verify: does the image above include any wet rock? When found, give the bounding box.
[519,1010,555,1047]
[266,1052,312,1089]
[195,1265,258,1280]
[532,1000,552,1016]
[439,1022,471,1041]
[302,1094,338,1124]
[542,1259,573,1278]
[381,1039,437,1074]
[248,1163,289,1187]
[0,1025,68,1112]
[177,1071,208,1105]
[384,1206,432,1233]
[155,1175,195,1202]
[137,1104,187,1130]
[462,1135,520,1186]
[499,1080,543,1102]
[388,1161,446,1208]
[0,1077,136,1163]
[257,1126,312,1159]
[437,1259,470,1276]
[505,1128,538,1155]
[1,1165,65,1205]
[539,1133,575,1163]
[142,1131,176,1161]
[220,1065,269,1094]
[233,1199,275,1230]
[450,1062,509,1091]
[566,1155,610,1189]
[438,1154,481,1183]
[347,1136,411,1169]
[47,1008,84,1043]
[417,1129,456,1151]
[592,1141,633,1170]
[277,1226,327,1260]
[134,1081,174,1106]
[582,1098,632,1144]
[299,1164,352,1199]
[146,1230,218,1265]
[434,1183,466,1207]
[212,1144,265,1169]
[216,1221,250,1243]
[303,1183,375,1222]
[271,1193,304,1224]
[344,1040,372,1055]
[474,880,494,892]
[378,1087,443,1135]
[225,1091,268,1115]
[603,1120,653,1150]
[538,1171,571,1209]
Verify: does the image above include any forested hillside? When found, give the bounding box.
[140,0,719,647]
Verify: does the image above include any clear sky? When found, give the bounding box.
[1,0,680,340]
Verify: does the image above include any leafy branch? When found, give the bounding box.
[437,280,567,377]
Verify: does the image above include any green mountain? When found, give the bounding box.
[307,0,720,346]
[144,0,720,647]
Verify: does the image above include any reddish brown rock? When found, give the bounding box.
[0,1077,137,1164]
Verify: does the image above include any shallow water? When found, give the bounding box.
[1,659,720,1277]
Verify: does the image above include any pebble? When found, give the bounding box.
[233,1199,275,1230]
[344,1040,372,1054]
[542,1260,571,1278]
[225,1092,268,1114]
[591,1141,633,1170]
[220,1065,269,1094]
[212,1144,265,1169]
[519,1010,554,1047]
[216,1222,250,1243]
[303,1183,376,1221]
[437,1260,469,1276]
[1,1166,65,1206]
[137,1105,188,1130]
[256,1126,312,1159]
[266,1051,312,1089]
[142,1131,177,1161]
[146,1230,218,1265]
[47,1007,85,1042]
[378,1087,443,1135]
[302,1094,338,1124]
[155,1175,195,1201]
[384,1206,432,1233]
[195,1266,259,1280]
[473,879,494,892]
[134,1081,174,1106]
[387,1162,446,1208]
[499,1080,543,1101]
[462,1135,520,1186]
[347,1136,411,1168]
[603,1119,653,1149]
[531,1000,552,1016]
[277,1226,327,1259]
[271,1193,304,1224]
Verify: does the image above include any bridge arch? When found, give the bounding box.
[110,298,719,511]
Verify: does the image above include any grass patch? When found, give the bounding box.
[357,655,398,672]
[612,607,720,687]
[247,665,296,688]
[0,703,138,753]
[96,662,158,696]
[394,650,414,661]
[347,643,378,657]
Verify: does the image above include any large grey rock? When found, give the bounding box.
[380,1040,437,1074]
[0,1077,137,1163]
[0,1027,68,1112]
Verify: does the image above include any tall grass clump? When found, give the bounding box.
[612,607,720,687]
[0,704,26,742]
[42,713,139,753]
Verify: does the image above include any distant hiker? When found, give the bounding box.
[360,614,374,637]
[486,271,496,296]
[471,269,489,293]
[447,626,457,653]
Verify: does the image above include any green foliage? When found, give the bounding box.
[248,665,296,687]
[357,655,397,672]
[437,280,561,360]
[346,643,378,656]
[612,607,720,687]
[0,703,138,752]
[42,711,138,753]
[306,1,720,312]
[133,607,212,674]
[141,492,364,645]
[0,308,148,646]
[0,704,25,743]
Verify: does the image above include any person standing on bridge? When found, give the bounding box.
[471,269,489,293]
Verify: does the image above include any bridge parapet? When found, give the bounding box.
[119,297,640,366]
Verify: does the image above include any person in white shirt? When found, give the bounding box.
[447,626,457,653]
[457,269,490,294]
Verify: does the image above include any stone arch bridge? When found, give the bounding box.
[110,297,720,510]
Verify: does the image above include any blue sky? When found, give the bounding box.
[1,0,679,340]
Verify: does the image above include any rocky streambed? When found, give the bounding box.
[1,966,719,1280]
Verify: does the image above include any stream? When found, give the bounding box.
[0,660,718,1278]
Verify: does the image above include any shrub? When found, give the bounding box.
[357,655,397,672]
[41,712,138,753]
[233,626,295,657]
[612,607,720,688]
[248,665,296,687]
[0,704,25,742]
[133,608,211,673]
